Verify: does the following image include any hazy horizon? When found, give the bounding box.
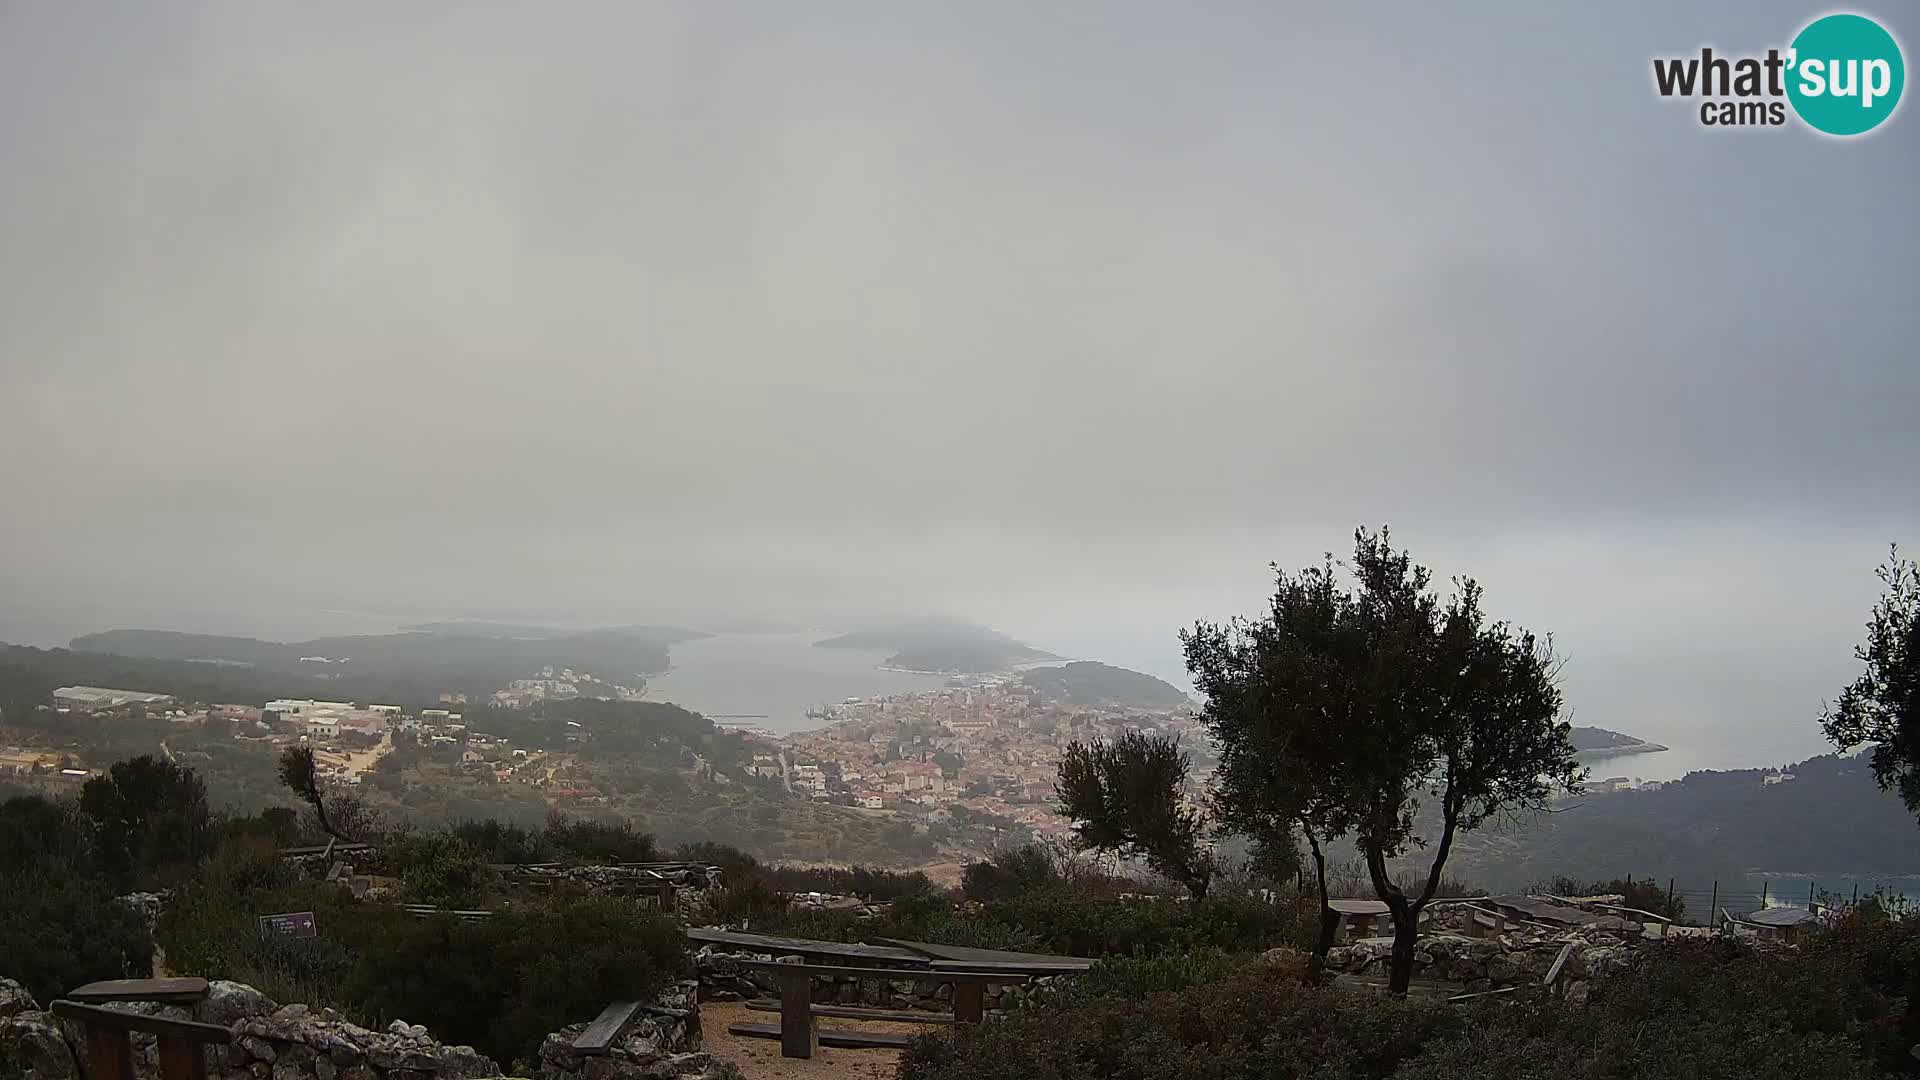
[3,3,1915,781]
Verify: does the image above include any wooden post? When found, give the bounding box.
[1809,881,1816,912]
[952,980,986,1024]
[1667,878,1676,917]
[778,969,817,1059]
[85,1027,136,1080]
[157,1037,209,1080]
[1710,882,1717,929]
[1760,881,1768,908]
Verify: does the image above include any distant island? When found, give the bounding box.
[1021,661,1190,708]
[1568,725,1668,758]
[814,617,1060,673]
[65,624,701,702]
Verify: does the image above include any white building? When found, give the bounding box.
[53,686,174,712]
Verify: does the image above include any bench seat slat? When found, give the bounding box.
[745,1000,955,1024]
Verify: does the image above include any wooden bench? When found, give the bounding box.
[728,961,1032,1059]
[745,1000,956,1024]
[52,1000,231,1080]
[570,1001,644,1056]
[68,980,211,1006]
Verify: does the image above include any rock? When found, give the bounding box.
[0,1009,79,1080]
[238,1036,279,1063]
[1564,980,1591,1006]
[269,1059,305,1080]
[199,983,278,1028]
[1325,946,1354,971]
[0,979,38,1019]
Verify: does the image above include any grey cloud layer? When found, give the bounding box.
[1,4,1914,758]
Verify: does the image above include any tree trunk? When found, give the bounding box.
[1386,906,1420,995]
[1363,843,1419,996]
[1304,829,1338,983]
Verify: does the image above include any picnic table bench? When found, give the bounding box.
[68,979,211,1006]
[727,961,1033,1059]
[52,999,230,1080]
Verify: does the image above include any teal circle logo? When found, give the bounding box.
[1786,13,1905,136]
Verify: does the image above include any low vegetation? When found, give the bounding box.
[903,918,1920,1080]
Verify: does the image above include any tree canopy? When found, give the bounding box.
[1822,545,1920,821]
[1186,528,1582,993]
[1056,729,1214,898]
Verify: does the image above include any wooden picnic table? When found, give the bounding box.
[729,960,1033,1059]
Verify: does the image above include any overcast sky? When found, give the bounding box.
[2,3,1915,768]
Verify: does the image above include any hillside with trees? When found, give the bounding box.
[68,624,695,697]
[814,618,1059,672]
[1022,661,1190,707]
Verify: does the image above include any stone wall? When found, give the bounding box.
[536,983,736,1080]
[693,946,1055,1014]
[0,978,735,1080]
[1319,910,1646,1002]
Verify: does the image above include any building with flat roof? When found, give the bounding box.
[53,686,175,712]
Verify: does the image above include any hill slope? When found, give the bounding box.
[814,618,1058,673]
[64,625,693,701]
[1021,661,1189,707]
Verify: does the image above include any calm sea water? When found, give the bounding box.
[643,632,949,732]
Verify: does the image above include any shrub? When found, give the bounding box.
[901,924,1920,1080]
[391,832,499,907]
[0,863,152,1004]
[901,965,1460,1080]
[343,897,685,1068]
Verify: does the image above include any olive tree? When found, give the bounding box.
[1822,545,1920,821]
[1192,529,1581,994]
[1056,729,1214,898]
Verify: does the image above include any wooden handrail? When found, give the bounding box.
[50,1002,231,1044]
[52,1000,231,1080]
[733,960,1031,983]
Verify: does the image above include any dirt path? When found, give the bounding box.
[700,1001,929,1080]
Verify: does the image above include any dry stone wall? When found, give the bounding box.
[0,978,734,1080]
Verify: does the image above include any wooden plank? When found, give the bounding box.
[68,979,211,1005]
[727,1023,914,1051]
[873,939,1093,972]
[50,1002,232,1044]
[745,1001,956,1024]
[1542,943,1575,989]
[570,1001,642,1056]
[951,981,985,1025]
[927,959,1090,976]
[777,968,817,1059]
[734,961,1030,983]
[85,1026,135,1080]
[156,1036,209,1080]
[685,928,929,966]
[1447,986,1518,1003]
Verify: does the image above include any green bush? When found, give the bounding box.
[343,896,685,1069]
[901,966,1460,1080]
[1043,949,1242,1007]
[901,923,1920,1080]
[753,887,1306,958]
[391,832,499,907]
[0,863,153,1004]
[158,836,687,1071]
